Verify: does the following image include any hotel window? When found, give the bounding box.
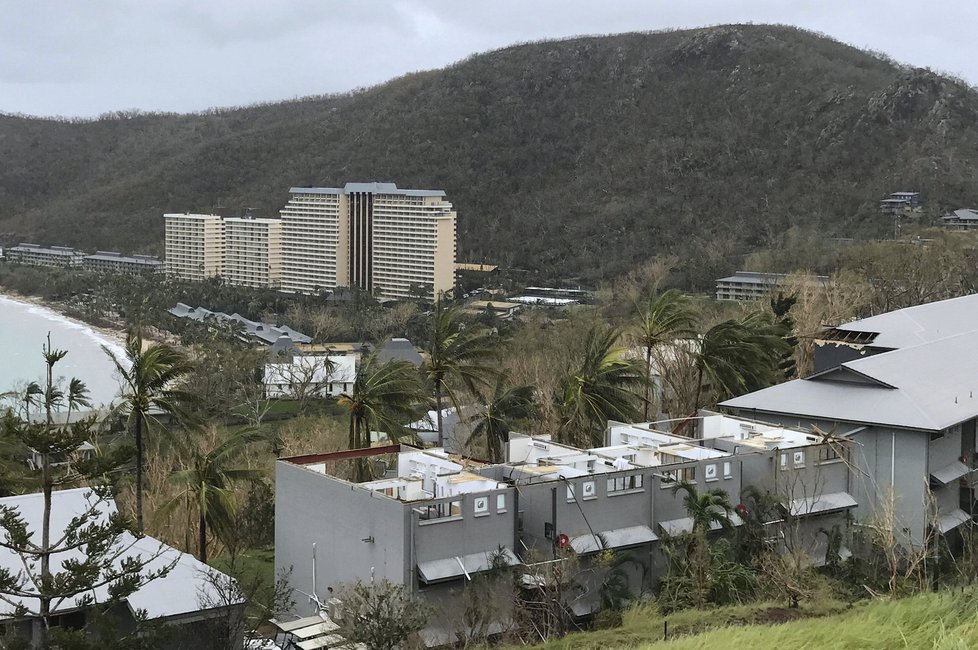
[496,494,506,513]
[723,461,732,478]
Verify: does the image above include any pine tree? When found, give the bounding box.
[0,337,174,649]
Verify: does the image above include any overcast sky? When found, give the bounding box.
[2,0,975,118]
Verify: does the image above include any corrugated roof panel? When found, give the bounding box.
[570,525,658,553]
[786,491,857,517]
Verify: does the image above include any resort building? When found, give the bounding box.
[168,303,311,346]
[879,191,922,216]
[941,208,978,230]
[5,243,84,268]
[82,251,163,275]
[275,414,854,643]
[280,183,456,300]
[223,216,283,289]
[163,213,224,281]
[722,293,978,546]
[715,270,830,301]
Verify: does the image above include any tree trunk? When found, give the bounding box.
[435,381,444,448]
[693,364,704,415]
[199,507,208,564]
[38,454,52,650]
[643,344,653,421]
[135,415,144,533]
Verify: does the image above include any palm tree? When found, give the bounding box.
[558,325,647,448]
[633,290,697,420]
[671,480,733,534]
[424,300,498,447]
[692,312,790,412]
[339,354,429,481]
[468,377,534,462]
[159,427,265,563]
[104,331,195,532]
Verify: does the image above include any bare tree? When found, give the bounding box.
[265,355,336,413]
[335,578,431,650]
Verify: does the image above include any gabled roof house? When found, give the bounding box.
[723,295,978,545]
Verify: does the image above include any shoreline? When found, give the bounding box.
[0,291,129,356]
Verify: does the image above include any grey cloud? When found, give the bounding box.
[0,0,975,117]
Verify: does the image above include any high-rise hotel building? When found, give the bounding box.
[163,213,224,281]
[223,216,283,289]
[280,183,456,300]
[164,183,456,300]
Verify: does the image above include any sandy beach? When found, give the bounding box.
[0,292,132,406]
[0,290,129,349]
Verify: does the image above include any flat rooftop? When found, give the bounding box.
[282,415,829,501]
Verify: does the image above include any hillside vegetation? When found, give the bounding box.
[4,24,978,287]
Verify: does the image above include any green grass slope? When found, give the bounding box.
[644,591,978,649]
[3,25,978,286]
[536,591,978,650]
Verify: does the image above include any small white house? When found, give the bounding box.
[263,355,356,399]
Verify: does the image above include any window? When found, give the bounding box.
[566,484,576,501]
[793,451,805,467]
[496,494,507,512]
[474,496,489,515]
[818,446,840,464]
[661,466,695,486]
[607,473,644,494]
[723,461,733,479]
[780,453,788,470]
[418,500,462,522]
[581,481,596,499]
[705,464,718,480]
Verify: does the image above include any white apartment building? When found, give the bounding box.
[163,213,224,281]
[280,183,456,300]
[280,189,346,294]
[223,216,283,288]
[6,243,85,268]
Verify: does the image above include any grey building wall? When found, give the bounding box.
[275,462,409,616]
[724,407,936,545]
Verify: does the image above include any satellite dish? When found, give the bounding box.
[557,533,570,549]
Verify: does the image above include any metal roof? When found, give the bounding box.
[658,512,743,536]
[417,547,518,583]
[937,509,971,534]
[289,183,446,197]
[830,293,978,350]
[943,209,978,222]
[0,488,241,620]
[569,525,658,553]
[376,338,423,366]
[930,461,970,486]
[723,328,978,432]
[786,491,857,517]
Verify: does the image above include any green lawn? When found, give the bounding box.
[532,599,849,650]
[535,590,978,650]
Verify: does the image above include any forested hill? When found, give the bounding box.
[3,24,978,288]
